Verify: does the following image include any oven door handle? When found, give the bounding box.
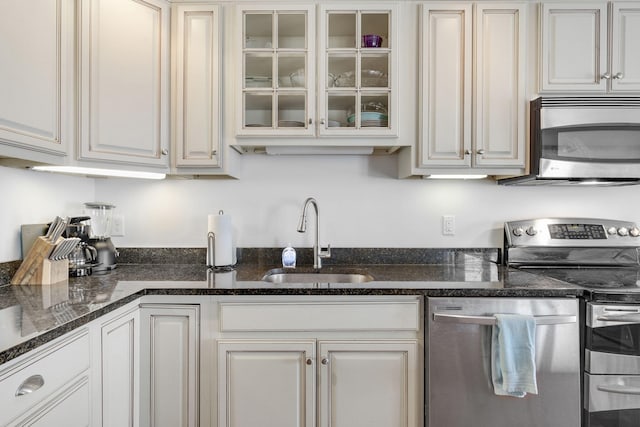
[597,314,640,323]
[432,313,576,325]
[597,384,640,395]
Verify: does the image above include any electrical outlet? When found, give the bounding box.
[443,215,455,235]
[111,214,125,236]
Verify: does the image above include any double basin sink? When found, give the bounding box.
[262,268,374,284]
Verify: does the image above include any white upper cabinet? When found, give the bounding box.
[78,0,170,168]
[234,3,399,144]
[0,0,74,163]
[419,4,472,168]
[172,4,224,170]
[417,3,526,171]
[540,2,640,92]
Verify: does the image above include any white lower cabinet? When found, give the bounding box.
[217,340,316,427]
[0,328,90,427]
[215,296,423,427]
[139,304,200,427]
[99,305,140,427]
[318,341,419,427]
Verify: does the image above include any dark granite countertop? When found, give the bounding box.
[0,248,586,365]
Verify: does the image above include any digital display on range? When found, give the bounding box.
[548,224,607,239]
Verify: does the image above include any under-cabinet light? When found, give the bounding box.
[265,146,374,155]
[424,174,488,180]
[31,166,166,180]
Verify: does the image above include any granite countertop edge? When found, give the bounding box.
[0,247,587,365]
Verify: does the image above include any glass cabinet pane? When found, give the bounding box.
[328,13,357,48]
[245,13,273,48]
[361,13,389,48]
[328,54,356,88]
[278,13,306,49]
[361,54,389,88]
[277,94,307,127]
[361,94,389,128]
[278,54,306,88]
[244,93,273,127]
[328,93,356,128]
[245,54,273,88]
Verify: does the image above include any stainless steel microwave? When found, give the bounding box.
[499,97,640,186]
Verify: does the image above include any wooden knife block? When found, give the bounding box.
[11,237,69,286]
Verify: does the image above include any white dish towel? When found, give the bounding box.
[491,313,538,398]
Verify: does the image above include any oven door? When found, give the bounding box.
[585,303,640,426]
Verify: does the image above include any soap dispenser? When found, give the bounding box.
[282,244,296,268]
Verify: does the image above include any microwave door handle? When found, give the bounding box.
[432,313,576,325]
[597,384,640,396]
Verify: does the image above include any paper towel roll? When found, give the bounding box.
[207,212,236,267]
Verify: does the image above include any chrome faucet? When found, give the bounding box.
[297,197,331,269]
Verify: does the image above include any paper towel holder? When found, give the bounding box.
[207,210,236,271]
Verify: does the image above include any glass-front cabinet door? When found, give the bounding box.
[235,4,397,140]
[318,5,397,137]
[237,5,315,136]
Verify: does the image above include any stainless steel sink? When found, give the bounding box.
[262,268,374,284]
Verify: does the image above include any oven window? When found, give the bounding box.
[541,126,640,161]
[587,409,640,427]
[587,324,640,356]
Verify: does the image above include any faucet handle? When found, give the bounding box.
[320,244,332,259]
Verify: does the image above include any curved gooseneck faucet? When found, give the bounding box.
[297,197,331,269]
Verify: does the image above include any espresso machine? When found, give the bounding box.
[84,202,119,273]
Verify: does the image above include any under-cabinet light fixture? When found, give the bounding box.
[424,174,488,180]
[31,166,166,180]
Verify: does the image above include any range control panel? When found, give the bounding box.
[505,218,640,248]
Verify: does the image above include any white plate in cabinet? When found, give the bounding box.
[219,300,420,332]
[0,329,89,426]
[540,2,640,92]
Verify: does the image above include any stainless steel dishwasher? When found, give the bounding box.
[427,297,580,427]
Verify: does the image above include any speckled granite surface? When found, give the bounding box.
[0,247,585,365]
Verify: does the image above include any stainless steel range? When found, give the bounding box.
[504,218,640,427]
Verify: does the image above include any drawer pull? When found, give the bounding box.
[15,375,45,396]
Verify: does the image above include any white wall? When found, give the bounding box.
[3,156,640,263]
[0,166,95,262]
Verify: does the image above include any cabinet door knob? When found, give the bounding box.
[161,149,169,156]
[320,118,326,125]
[308,118,313,125]
[613,72,624,80]
[212,150,217,156]
[601,73,612,80]
[306,358,313,365]
[16,375,45,396]
[477,149,485,155]
[464,149,471,155]
[321,358,329,365]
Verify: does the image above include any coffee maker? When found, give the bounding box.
[84,202,119,273]
[65,216,97,277]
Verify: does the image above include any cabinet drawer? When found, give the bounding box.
[0,329,90,425]
[219,300,420,332]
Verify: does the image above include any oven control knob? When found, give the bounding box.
[630,227,640,237]
[513,227,524,236]
[608,227,618,235]
[526,226,537,236]
[618,227,629,236]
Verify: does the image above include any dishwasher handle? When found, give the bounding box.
[432,313,577,326]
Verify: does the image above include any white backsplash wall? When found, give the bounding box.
[0,166,95,262]
[3,155,640,263]
[95,155,640,252]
